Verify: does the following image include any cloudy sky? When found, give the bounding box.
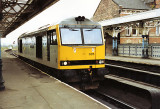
[2,0,101,46]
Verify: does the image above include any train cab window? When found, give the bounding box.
[83,29,103,44]
[50,30,57,45]
[60,28,82,44]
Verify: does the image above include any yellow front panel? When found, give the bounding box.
[95,45,105,59]
[58,45,105,69]
[60,46,96,60]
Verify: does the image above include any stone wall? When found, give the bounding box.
[92,0,120,22]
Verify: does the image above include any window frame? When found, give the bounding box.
[60,27,104,46]
[132,28,137,36]
[48,29,57,45]
[156,25,160,36]
[83,28,103,45]
[126,27,131,36]
[60,28,83,45]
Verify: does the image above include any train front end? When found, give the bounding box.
[57,17,106,89]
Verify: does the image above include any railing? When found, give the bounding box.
[118,44,160,58]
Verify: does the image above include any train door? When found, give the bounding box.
[47,32,51,61]
[47,30,58,64]
[36,36,42,58]
[19,39,22,53]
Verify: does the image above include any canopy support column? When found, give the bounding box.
[141,24,150,58]
[142,35,149,58]
[112,28,120,56]
[0,0,2,20]
[0,38,5,91]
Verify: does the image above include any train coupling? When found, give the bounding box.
[81,66,93,83]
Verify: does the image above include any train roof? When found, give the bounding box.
[59,17,100,26]
[19,16,101,38]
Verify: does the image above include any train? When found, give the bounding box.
[18,16,106,90]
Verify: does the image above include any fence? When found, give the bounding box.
[118,44,160,58]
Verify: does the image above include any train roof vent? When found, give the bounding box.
[75,16,85,21]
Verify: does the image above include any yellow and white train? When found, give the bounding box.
[18,16,106,90]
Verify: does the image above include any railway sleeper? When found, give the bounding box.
[100,75,160,109]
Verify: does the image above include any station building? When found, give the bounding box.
[92,0,160,58]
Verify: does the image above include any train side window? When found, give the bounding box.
[50,30,57,45]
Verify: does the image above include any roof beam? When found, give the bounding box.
[0,0,59,37]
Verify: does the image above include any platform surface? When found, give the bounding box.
[106,56,160,66]
[0,51,109,109]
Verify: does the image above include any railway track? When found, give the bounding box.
[106,62,160,87]
[85,89,136,109]
[106,59,160,73]
[101,74,160,109]
[105,61,160,109]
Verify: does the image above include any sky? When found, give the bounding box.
[2,0,101,46]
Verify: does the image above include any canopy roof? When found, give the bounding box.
[99,8,160,27]
[0,0,59,38]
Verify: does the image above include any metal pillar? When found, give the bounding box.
[112,28,120,56]
[0,38,5,91]
[112,37,118,56]
[142,35,149,58]
[0,0,2,20]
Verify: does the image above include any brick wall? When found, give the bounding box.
[92,0,119,22]
[149,37,160,43]
[156,0,160,8]
[120,37,142,44]
[120,37,160,44]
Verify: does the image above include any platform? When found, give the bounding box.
[0,51,109,109]
[106,56,160,66]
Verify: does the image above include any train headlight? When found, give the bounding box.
[61,61,71,66]
[99,60,105,64]
[64,61,67,66]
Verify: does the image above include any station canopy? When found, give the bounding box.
[0,0,59,38]
[99,8,160,27]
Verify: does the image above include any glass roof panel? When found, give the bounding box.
[0,0,59,37]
